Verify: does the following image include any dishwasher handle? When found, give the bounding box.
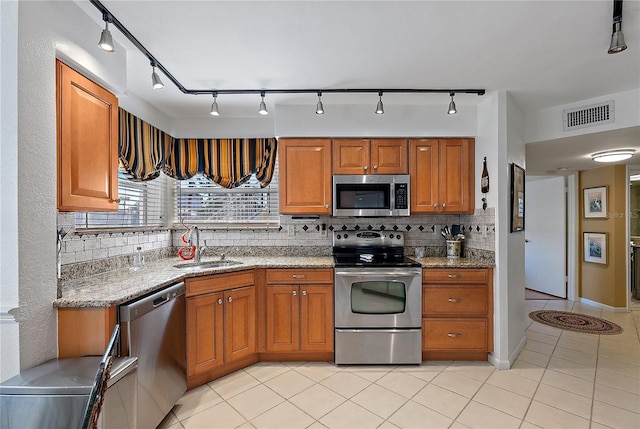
[120,281,185,322]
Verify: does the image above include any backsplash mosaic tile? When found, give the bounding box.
[58,209,495,277]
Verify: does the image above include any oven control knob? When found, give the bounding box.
[337,234,341,239]
[344,234,348,239]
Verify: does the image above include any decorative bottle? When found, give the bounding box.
[481,157,489,194]
[132,246,144,270]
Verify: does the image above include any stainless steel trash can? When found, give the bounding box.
[0,356,137,429]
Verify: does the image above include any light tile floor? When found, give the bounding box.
[160,300,640,429]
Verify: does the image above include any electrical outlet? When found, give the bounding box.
[287,225,295,236]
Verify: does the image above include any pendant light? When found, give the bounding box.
[98,15,114,52]
[209,93,220,116]
[448,92,457,115]
[608,0,628,54]
[258,91,268,115]
[151,64,164,90]
[316,92,325,115]
[375,91,384,114]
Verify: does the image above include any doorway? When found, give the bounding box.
[525,176,567,299]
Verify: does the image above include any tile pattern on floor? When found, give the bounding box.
[160,300,640,429]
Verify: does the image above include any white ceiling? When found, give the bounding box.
[78,0,640,174]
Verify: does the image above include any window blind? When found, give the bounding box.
[75,171,168,229]
[174,160,279,228]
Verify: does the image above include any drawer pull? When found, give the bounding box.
[447,298,463,303]
[448,274,462,279]
[447,333,462,338]
[292,274,306,279]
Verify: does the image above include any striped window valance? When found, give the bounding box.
[118,108,170,182]
[164,138,278,189]
[117,108,277,189]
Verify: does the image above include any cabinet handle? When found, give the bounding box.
[325,204,330,209]
[447,333,462,338]
[218,298,223,305]
[433,203,439,209]
[363,165,368,171]
[448,298,463,303]
[302,290,307,296]
[292,290,297,296]
[292,274,306,279]
[228,296,233,302]
[109,198,121,203]
[442,203,447,208]
[448,274,462,279]
[373,165,378,171]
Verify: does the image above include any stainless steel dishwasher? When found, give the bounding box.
[119,282,186,429]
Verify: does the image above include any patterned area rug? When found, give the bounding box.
[528,310,623,335]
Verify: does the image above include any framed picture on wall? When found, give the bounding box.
[510,163,525,232]
[583,186,607,218]
[583,232,607,264]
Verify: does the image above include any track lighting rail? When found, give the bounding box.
[90,0,485,100]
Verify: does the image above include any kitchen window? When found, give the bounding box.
[74,171,168,229]
[173,160,279,228]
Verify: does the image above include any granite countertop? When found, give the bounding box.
[55,255,493,308]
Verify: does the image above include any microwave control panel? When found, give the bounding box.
[394,183,408,209]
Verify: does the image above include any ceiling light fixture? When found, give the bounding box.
[316,92,325,115]
[97,13,114,52]
[591,149,635,162]
[375,92,384,115]
[209,93,220,116]
[258,92,268,115]
[448,92,457,115]
[608,0,628,54]
[151,63,164,90]
[89,0,485,115]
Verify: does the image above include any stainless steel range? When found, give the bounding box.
[333,230,422,364]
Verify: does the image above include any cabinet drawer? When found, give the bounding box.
[423,286,488,315]
[423,319,488,351]
[266,269,333,284]
[422,268,488,284]
[186,270,255,296]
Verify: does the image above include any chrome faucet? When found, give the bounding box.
[190,226,207,263]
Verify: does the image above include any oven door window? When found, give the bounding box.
[351,281,406,314]
[336,184,390,209]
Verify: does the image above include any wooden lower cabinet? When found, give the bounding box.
[58,306,117,358]
[422,268,493,360]
[186,271,257,387]
[265,269,334,355]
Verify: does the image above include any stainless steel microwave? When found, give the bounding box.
[333,174,410,217]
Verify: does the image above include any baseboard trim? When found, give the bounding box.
[579,297,628,313]
[488,334,526,370]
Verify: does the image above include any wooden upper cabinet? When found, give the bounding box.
[56,60,119,212]
[278,138,332,214]
[410,138,474,214]
[333,138,407,174]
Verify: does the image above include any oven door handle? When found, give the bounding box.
[335,270,420,276]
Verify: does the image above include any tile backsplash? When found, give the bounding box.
[57,208,494,278]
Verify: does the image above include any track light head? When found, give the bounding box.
[258,92,268,115]
[209,93,220,116]
[98,17,114,52]
[448,92,457,115]
[316,92,325,115]
[608,0,628,54]
[151,65,164,90]
[375,91,384,115]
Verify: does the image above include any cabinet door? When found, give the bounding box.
[224,287,256,363]
[333,138,370,174]
[300,285,334,351]
[266,286,300,351]
[410,139,439,213]
[56,60,119,212]
[439,139,473,213]
[370,139,408,174]
[187,293,224,376]
[279,138,332,214]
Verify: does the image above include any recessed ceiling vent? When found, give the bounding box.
[563,100,615,131]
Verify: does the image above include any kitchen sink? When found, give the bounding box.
[173,260,242,270]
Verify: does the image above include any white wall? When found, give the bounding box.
[1,0,20,382]
[524,88,640,143]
